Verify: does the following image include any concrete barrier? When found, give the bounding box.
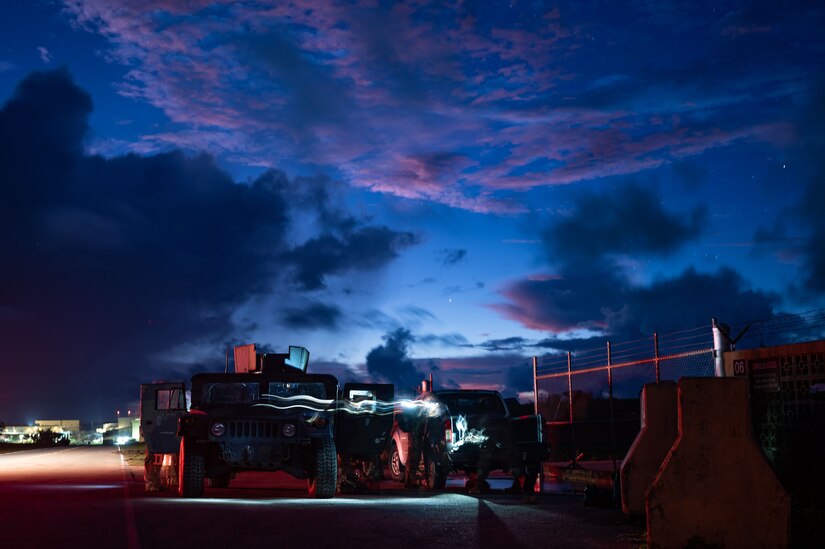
[646,377,790,549]
[620,382,678,517]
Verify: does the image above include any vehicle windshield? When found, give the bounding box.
[265,382,328,400]
[437,394,506,416]
[200,381,329,405]
[201,382,260,405]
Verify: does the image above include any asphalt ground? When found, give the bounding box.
[0,445,645,549]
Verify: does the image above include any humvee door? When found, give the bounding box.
[140,382,187,454]
[335,383,394,457]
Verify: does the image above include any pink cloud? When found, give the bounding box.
[61,1,805,212]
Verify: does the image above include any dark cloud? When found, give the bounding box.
[500,266,778,341]
[282,302,342,330]
[543,182,706,263]
[477,337,531,352]
[496,263,627,332]
[496,182,779,343]
[287,226,419,290]
[365,328,427,395]
[415,333,471,348]
[439,248,467,265]
[0,70,416,423]
[271,170,419,291]
[0,67,92,229]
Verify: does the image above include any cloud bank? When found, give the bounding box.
[0,69,416,422]
[59,0,820,212]
[496,182,779,343]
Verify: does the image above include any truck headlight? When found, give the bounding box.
[211,422,226,437]
[281,423,296,437]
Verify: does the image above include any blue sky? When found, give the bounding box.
[1,0,824,423]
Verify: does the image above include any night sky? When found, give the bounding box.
[1,1,824,424]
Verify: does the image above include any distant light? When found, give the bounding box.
[116,436,132,445]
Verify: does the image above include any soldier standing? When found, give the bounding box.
[403,378,446,489]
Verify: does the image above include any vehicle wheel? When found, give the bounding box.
[178,437,204,498]
[388,442,404,482]
[209,472,231,488]
[425,458,447,490]
[307,438,337,498]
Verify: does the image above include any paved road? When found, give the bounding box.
[0,446,644,549]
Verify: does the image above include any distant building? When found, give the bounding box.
[98,417,140,445]
[36,419,81,443]
[0,420,81,444]
[0,425,39,443]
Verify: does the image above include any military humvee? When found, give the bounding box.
[140,345,392,498]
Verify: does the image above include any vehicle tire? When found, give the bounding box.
[388,441,405,482]
[425,458,447,490]
[307,437,337,498]
[209,472,231,488]
[178,437,205,498]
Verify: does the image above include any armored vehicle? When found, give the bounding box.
[140,345,392,498]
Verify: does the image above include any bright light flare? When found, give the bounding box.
[243,394,448,419]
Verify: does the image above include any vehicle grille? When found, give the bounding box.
[226,420,278,438]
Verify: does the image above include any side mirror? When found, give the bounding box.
[286,346,310,373]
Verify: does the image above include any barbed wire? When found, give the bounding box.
[729,308,825,349]
[533,308,825,394]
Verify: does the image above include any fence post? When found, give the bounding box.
[532,356,544,493]
[654,332,660,383]
[712,318,732,377]
[567,352,574,424]
[567,351,577,467]
[607,341,617,472]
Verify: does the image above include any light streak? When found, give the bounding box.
[337,399,397,416]
[261,394,335,405]
[252,402,336,412]
[449,414,488,453]
[246,394,447,417]
[455,414,468,440]
[252,393,337,413]
[449,428,488,452]
[396,398,446,417]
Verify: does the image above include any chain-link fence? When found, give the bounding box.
[533,326,714,465]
